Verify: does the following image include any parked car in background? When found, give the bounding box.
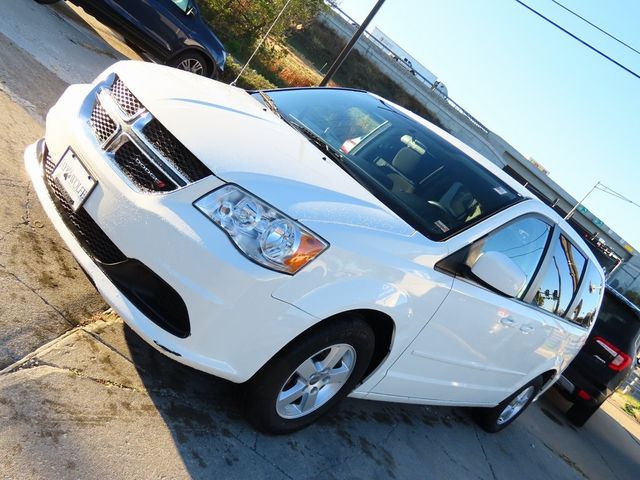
[557,285,640,426]
[25,61,605,434]
[35,0,226,77]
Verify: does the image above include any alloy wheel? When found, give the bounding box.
[177,58,205,75]
[496,385,535,425]
[276,344,356,419]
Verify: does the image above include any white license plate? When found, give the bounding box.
[52,149,97,211]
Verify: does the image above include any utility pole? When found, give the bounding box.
[319,0,386,87]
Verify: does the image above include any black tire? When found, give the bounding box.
[566,401,600,427]
[170,51,210,77]
[474,377,542,433]
[242,315,375,434]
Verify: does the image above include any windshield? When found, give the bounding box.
[254,88,521,241]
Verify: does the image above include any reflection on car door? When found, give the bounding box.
[112,0,185,58]
[374,215,577,405]
[376,280,565,404]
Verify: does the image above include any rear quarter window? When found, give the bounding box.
[567,262,604,328]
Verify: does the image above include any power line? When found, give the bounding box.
[596,184,640,209]
[231,0,293,87]
[514,0,640,81]
[549,0,640,57]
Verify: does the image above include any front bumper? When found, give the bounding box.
[25,82,317,383]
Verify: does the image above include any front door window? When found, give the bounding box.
[171,0,190,13]
[467,216,552,298]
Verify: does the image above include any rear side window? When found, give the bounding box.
[568,263,604,328]
[532,235,586,316]
[466,216,551,298]
[591,290,640,348]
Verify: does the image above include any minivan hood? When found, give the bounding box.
[115,62,415,237]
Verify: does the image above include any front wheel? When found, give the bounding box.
[242,315,375,434]
[170,51,210,77]
[474,378,542,433]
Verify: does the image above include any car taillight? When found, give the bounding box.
[593,336,632,372]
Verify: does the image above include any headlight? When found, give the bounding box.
[194,185,328,274]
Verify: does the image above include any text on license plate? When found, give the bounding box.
[52,149,97,211]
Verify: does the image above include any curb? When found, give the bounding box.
[0,327,82,375]
[0,309,118,376]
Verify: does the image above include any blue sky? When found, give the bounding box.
[338,0,640,251]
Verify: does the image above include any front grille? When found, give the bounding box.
[89,102,117,144]
[114,142,174,192]
[44,150,191,337]
[142,119,212,182]
[88,76,213,193]
[110,76,143,117]
[44,153,126,264]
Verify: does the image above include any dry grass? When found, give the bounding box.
[288,21,447,130]
[266,43,323,87]
[221,42,323,90]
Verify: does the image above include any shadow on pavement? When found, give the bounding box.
[122,324,624,480]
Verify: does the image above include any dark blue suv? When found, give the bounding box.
[36,0,227,78]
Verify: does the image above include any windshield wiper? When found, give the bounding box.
[286,117,345,163]
[257,90,281,118]
[256,93,353,173]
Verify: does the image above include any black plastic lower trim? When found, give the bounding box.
[99,259,191,338]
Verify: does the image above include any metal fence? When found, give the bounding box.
[621,369,640,401]
[324,1,491,135]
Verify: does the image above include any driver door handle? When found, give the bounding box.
[520,324,535,334]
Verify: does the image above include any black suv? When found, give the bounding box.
[557,285,640,426]
[36,0,226,78]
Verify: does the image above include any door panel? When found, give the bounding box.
[374,278,563,404]
[372,214,563,405]
[111,0,185,57]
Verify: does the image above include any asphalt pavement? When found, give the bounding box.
[0,2,639,479]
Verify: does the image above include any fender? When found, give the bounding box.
[515,358,562,404]
[273,271,455,389]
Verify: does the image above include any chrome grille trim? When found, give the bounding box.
[97,88,188,188]
[87,77,212,193]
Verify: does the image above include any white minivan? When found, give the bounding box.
[25,61,605,433]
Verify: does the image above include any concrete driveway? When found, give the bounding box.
[1,314,639,479]
[0,2,639,479]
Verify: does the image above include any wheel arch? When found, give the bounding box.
[538,368,560,394]
[248,308,396,386]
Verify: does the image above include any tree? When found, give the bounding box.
[200,0,326,59]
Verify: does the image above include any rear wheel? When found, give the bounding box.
[170,51,210,77]
[566,401,601,427]
[242,315,375,434]
[474,378,542,433]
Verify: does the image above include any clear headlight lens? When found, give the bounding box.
[194,185,328,274]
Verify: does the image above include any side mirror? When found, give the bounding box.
[471,251,527,298]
